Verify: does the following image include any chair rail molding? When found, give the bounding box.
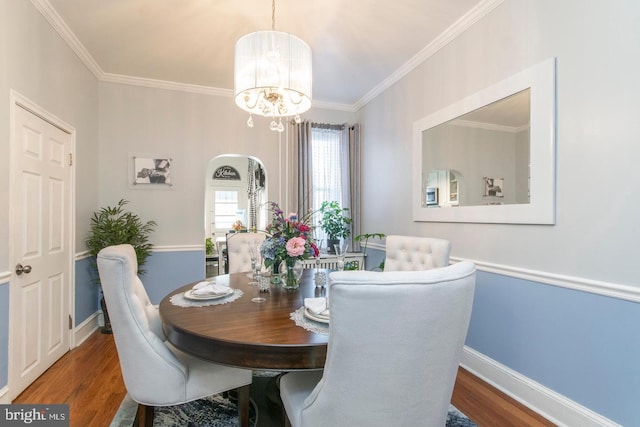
[450,257,640,304]
[0,271,10,283]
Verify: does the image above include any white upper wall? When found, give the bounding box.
[0,1,100,269]
[98,81,355,247]
[357,0,640,287]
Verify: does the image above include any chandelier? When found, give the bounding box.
[234,0,312,132]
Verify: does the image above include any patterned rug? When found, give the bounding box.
[111,395,476,427]
[110,394,258,427]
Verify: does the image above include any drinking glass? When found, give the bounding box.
[251,244,267,303]
[252,244,263,278]
[314,239,325,287]
[248,244,258,285]
[334,242,349,271]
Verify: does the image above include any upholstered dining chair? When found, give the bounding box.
[383,235,451,271]
[97,244,253,427]
[280,261,476,427]
[226,231,269,274]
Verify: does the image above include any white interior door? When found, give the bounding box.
[9,103,72,399]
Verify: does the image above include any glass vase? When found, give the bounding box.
[270,261,282,285]
[282,258,303,290]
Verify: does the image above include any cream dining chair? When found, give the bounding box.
[97,244,253,427]
[280,262,476,427]
[226,231,269,274]
[383,235,451,271]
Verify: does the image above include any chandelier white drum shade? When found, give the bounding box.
[234,30,312,125]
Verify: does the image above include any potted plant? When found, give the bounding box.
[85,199,156,333]
[319,201,352,254]
[205,237,215,256]
[354,232,386,270]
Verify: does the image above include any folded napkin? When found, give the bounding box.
[304,297,330,318]
[192,281,230,296]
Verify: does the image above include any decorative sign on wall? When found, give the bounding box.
[213,165,241,180]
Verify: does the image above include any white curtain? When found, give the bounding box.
[291,121,361,250]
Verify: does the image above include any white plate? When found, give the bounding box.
[304,308,330,324]
[183,288,233,301]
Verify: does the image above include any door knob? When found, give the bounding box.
[15,263,32,275]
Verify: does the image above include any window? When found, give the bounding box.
[311,126,346,240]
[214,190,240,230]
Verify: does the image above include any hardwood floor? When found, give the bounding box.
[14,331,555,427]
[13,331,127,427]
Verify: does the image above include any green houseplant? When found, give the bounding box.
[205,237,215,256]
[319,201,352,254]
[354,232,386,270]
[85,199,156,333]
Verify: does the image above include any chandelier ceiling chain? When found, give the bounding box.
[272,0,276,31]
[234,0,313,132]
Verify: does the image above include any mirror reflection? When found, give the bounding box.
[205,155,267,242]
[422,89,530,208]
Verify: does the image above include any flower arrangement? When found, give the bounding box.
[261,202,319,288]
[231,220,246,231]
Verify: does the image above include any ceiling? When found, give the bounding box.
[42,0,499,110]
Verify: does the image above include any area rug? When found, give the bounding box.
[110,393,476,427]
[110,394,258,427]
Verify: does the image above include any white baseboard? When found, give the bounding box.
[73,311,100,347]
[461,346,621,427]
[0,386,9,404]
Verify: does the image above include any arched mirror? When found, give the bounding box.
[412,57,556,224]
[205,155,267,273]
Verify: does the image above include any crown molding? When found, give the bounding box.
[453,119,529,133]
[101,73,233,97]
[450,256,640,304]
[353,0,505,111]
[311,100,356,112]
[33,0,503,114]
[30,0,104,79]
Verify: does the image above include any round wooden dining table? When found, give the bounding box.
[159,269,329,371]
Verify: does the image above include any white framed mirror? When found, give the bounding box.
[412,57,556,224]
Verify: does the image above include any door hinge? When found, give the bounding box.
[68,314,73,330]
[68,153,73,166]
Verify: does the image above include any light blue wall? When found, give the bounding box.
[468,271,640,426]
[73,250,206,322]
[0,282,8,389]
[141,250,207,305]
[74,257,100,326]
[367,248,640,425]
[364,247,386,271]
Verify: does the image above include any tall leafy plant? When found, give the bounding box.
[85,199,156,334]
[319,201,352,240]
[319,201,352,254]
[86,199,157,275]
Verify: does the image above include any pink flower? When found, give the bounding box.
[286,237,307,257]
[298,224,311,232]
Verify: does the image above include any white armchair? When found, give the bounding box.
[97,244,252,427]
[383,235,451,271]
[226,231,268,274]
[280,262,476,427]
